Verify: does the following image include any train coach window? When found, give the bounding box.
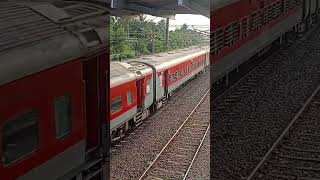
[2,111,39,165]
[159,75,163,87]
[55,96,72,139]
[169,74,175,82]
[127,92,133,105]
[146,80,151,94]
[112,96,122,114]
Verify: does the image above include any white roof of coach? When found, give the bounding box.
[110,61,137,88]
[110,46,208,87]
[129,46,208,71]
[0,1,109,87]
[126,61,153,75]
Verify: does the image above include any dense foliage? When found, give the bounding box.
[110,16,207,60]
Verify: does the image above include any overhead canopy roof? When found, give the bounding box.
[109,0,209,18]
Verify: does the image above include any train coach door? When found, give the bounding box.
[136,78,145,109]
[164,70,169,96]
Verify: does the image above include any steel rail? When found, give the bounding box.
[138,88,210,180]
[182,124,210,180]
[246,84,320,180]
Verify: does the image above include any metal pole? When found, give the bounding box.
[165,18,169,50]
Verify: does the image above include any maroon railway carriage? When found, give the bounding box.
[211,0,320,84]
[0,1,109,180]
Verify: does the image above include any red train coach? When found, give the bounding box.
[110,46,209,141]
[211,0,320,84]
[0,1,109,180]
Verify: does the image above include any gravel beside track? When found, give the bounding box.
[248,85,320,180]
[211,26,320,180]
[185,131,210,180]
[111,72,209,180]
[139,91,209,179]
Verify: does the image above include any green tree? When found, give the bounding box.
[110,17,208,61]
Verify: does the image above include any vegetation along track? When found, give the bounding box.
[138,89,210,180]
[247,85,320,180]
[211,25,320,180]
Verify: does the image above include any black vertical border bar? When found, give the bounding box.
[100,2,110,179]
[210,0,214,179]
[107,8,111,180]
[99,52,110,179]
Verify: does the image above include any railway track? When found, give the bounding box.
[184,129,210,179]
[211,25,320,179]
[247,85,320,180]
[138,89,210,180]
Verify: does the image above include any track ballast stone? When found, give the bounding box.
[211,27,320,180]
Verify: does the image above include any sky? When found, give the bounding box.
[146,14,210,31]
